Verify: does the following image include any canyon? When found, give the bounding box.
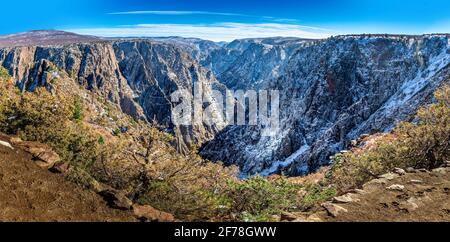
[1,30,449,176]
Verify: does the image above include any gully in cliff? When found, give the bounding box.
[171,82,281,137]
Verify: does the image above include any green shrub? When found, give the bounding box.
[112,128,121,136]
[72,97,84,121]
[0,66,10,81]
[300,184,337,210]
[329,85,450,192]
[136,150,238,221]
[98,136,105,145]
[224,176,302,221]
[0,87,100,170]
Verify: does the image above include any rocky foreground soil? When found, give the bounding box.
[281,165,450,222]
[0,134,175,222]
[0,134,137,222]
[1,132,449,222]
[323,166,450,222]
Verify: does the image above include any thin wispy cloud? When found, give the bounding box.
[67,22,338,42]
[262,16,300,24]
[108,10,304,25]
[108,10,250,17]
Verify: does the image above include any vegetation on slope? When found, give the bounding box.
[0,65,314,221]
[1,64,448,221]
[328,84,450,193]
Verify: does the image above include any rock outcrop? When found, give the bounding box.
[113,40,226,152]
[0,40,145,120]
[200,34,450,176]
[132,204,176,222]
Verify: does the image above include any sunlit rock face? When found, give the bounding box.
[0,31,225,153]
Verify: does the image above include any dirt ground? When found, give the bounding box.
[320,168,450,222]
[0,135,136,222]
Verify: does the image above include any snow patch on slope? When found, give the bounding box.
[383,48,450,110]
[260,144,310,176]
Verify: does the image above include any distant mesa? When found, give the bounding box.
[0,30,102,48]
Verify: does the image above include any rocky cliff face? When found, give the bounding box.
[200,35,450,176]
[0,41,145,119]
[198,37,313,89]
[0,31,224,152]
[113,40,225,151]
[2,31,449,177]
[146,37,224,65]
[214,38,314,89]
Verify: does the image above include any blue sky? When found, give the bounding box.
[1,0,450,41]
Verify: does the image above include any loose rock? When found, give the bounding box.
[406,167,417,173]
[393,168,406,176]
[132,204,175,222]
[409,179,424,184]
[0,140,14,150]
[98,189,133,210]
[280,212,298,222]
[378,173,398,180]
[333,193,360,204]
[15,141,61,169]
[432,168,447,175]
[387,184,405,191]
[322,202,348,217]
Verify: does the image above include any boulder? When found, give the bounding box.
[292,214,323,222]
[399,196,432,212]
[432,168,447,175]
[333,193,360,204]
[322,202,348,217]
[351,189,368,195]
[305,214,323,222]
[280,212,298,222]
[15,141,60,169]
[409,179,424,184]
[34,151,61,169]
[49,162,70,174]
[98,189,133,210]
[399,197,420,212]
[406,167,417,173]
[386,184,405,191]
[132,204,175,222]
[393,168,406,176]
[378,173,398,180]
[0,140,14,150]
